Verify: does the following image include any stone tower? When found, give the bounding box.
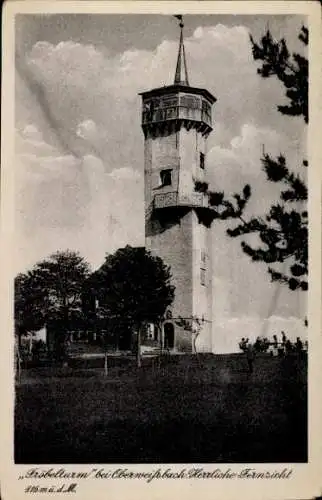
[140,19,216,352]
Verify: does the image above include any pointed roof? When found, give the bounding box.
[139,15,217,105]
[174,17,189,86]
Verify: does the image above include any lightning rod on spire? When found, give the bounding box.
[173,15,189,86]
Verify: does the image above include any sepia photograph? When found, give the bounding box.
[10,8,312,467]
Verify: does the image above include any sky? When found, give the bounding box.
[15,13,308,351]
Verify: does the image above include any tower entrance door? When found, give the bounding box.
[164,322,175,349]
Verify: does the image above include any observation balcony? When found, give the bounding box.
[154,191,211,210]
[140,87,214,136]
[142,106,212,129]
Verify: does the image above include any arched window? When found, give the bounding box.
[164,322,175,349]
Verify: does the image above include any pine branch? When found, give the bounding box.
[298,26,308,46]
[250,28,308,122]
[268,268,308,291]
[261,154,308,201]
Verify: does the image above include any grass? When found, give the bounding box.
[15,353,307,463]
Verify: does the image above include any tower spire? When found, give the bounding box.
[174,15,189,86]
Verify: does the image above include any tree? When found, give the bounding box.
[14,272,46,345]
[14,250,91,358]
[201,26,308,291]
[89,246,175,368]
[175,316,205,355]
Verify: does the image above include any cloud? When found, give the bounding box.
[17,124,58,158]
[208,123,283,216]
[76,119,98,141]
[15,126,143,273]
[21,124,43,141]
[192,24,251,61]
[207,122,306,216]
[109,167,141,182]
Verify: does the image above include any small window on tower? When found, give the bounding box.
[200,268,206,286]
[160,169,172,187]
[200,152,205,170]
[201,250,206,264]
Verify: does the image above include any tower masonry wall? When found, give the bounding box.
[178,128,207,199]
[143,105,214,353]
[146,210,194,352]
[144,133,180,208]
[192,211,213,352]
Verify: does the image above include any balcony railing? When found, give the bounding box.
[154,191,211,210]
[154,192,178,209]
[142,107,212,128]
